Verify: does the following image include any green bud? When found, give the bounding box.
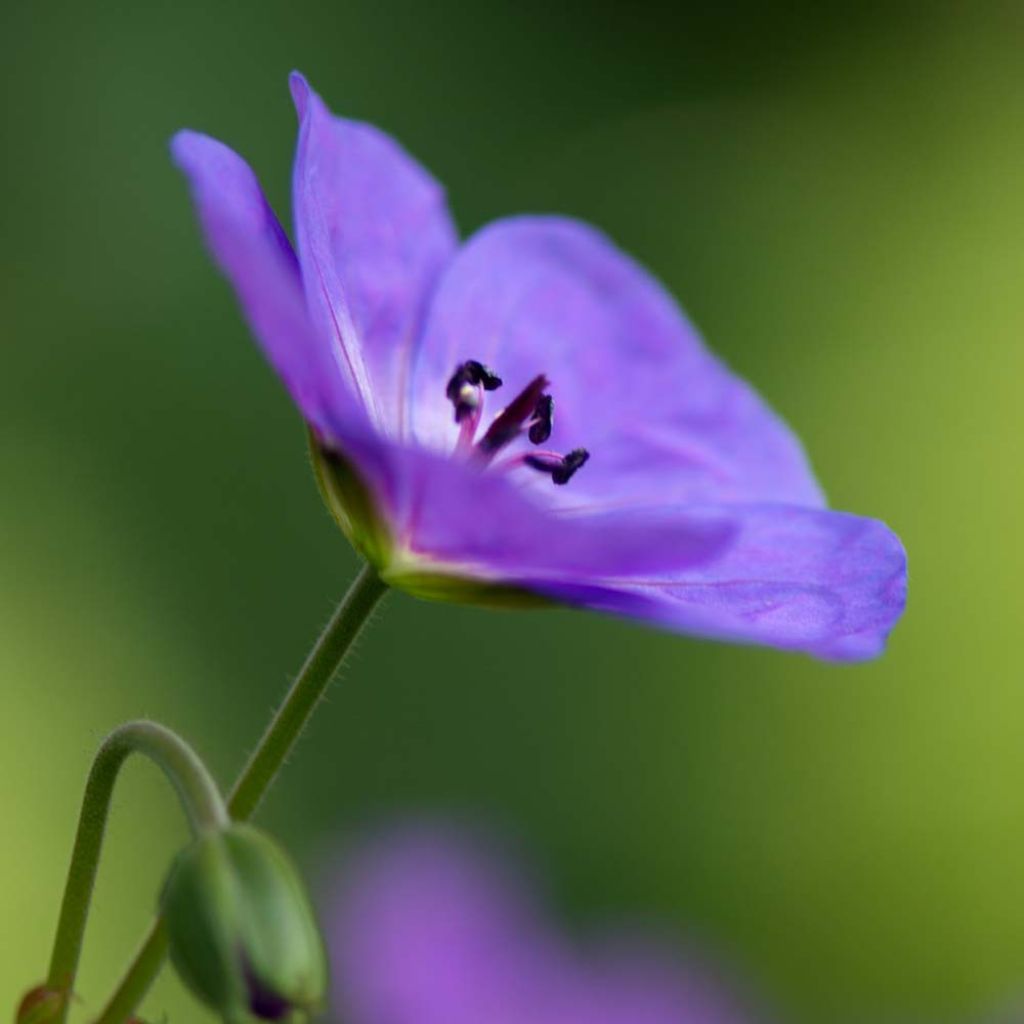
[161,823,327,1021]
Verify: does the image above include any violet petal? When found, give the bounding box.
[537,503,907,661]
[289,73,459,434]
[170,130,368,443]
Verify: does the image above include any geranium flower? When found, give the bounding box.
[327,824,763,1024]
[171,72,906,659]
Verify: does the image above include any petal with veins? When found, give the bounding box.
[410,217,824,510]
[290,73,458,435]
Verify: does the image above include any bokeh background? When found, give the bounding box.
[2,2,1022,1021]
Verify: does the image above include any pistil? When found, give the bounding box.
[528,394,553,444]
[477,374,548,457]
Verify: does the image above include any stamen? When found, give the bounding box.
[455,392,482,451]
[446,361,502,423]
[528,394,554,445]
[523,447,590,486]
[477,374,548,457]
[443,363,590,485]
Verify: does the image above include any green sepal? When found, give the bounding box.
[383,568,554,609]
[221,826,326,1015]
[309,435,392,568]
[161,835,243,1014]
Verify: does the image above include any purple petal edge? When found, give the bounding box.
[534,505,908,662]
[170,129,366,442]
[336,437,906,661]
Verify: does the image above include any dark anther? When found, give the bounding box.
[464,360,503,391]
[552,448,589,484]
[524,447,590,486]
[445,360,502,401]
[528,394,554,445]
[446,360,503,423]
[478,374,549,455]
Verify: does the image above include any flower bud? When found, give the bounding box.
[15,986,62,1024]
[161,823,327,1020]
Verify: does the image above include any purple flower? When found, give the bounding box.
[171,72,906,660]
[326,824,763,1024]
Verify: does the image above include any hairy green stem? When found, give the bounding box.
[93,563,388,1024]
[227,562,388,820]
[46,721,227,1024]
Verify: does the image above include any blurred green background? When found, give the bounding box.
[2,2,1022,1021]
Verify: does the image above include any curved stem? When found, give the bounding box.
[47,721,227,1024]
[93,563,388,1024]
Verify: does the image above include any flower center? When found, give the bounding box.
[445,360,589,485]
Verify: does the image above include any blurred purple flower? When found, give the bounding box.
[326,825,763,1024]
[171,73,906,659]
